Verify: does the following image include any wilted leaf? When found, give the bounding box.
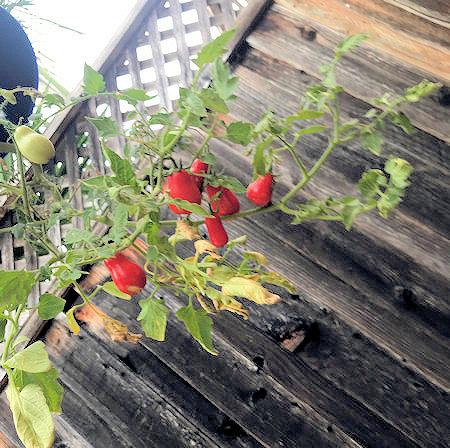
[222,277,280,304]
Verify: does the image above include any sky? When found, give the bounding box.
[15,0,140,92]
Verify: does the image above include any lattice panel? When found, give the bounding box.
[0,0,245,293]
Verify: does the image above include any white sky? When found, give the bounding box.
[17,0,140,92]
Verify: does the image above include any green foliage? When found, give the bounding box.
[0,30,439,448]
[82,63,105,95]
[176,304,217,355]
[0,270,36,312]
[6,383,55,448]
[4,341,51,373]
[138,296,169,341]
[12,368,63,414]
[38,294,66,320]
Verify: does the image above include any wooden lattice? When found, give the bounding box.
[0,0,247,325]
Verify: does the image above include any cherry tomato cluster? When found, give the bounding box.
[165,159,274,248]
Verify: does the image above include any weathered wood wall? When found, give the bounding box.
[1,0,449,447]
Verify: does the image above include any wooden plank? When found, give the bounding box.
[93,289,419,448]
[85,99,106,175]
[232,50,450,237]
[246,4,450,142]
[167,224,449,447]
[66,306,265,448]
[43,0,164,146]
[323,0,449,50]
[193,0,213,49]
[104,67,127,155]
[43,317,262,448]
[147,8,173,111]
[206,100,450,390]
[170,0,194,86]
[385,0,450,24]
[274,0,450,81]
[63,125,84,230]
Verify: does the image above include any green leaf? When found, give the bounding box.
[102,282,131,300]
[82,63,105,95]
[81,175,115,191]
[13,368,63,414]
[5,341,51,373]
[216,176,247,194]
[225,121,254,145]
[286,110,323,124]
[358,170,386,198]
[137,297,169,341]
[43,93,65,108]
[119,88,152,105]
[86,117,120,138]
[361,129,383,155]
[385,156,413,189]
[404,80,441,103]
[0,88,17,104]
[0,318,6,343]
[12,223,25,239]
[296,125,327,138]
[38,294,66,320]
[6,383,55,448]
[108,203,128,242]
[336,34,370,57]
[64,229,100,245]
[179,88,207,116]
[168,198,213,217]
[0,270,36,312]
[377,185,404,218]
[211,58,238,101]
[194,28,236,69]
[341,197,362,229]
[198,87,229,114]
[389,112,415,134]
[148,113,173,126]
[252,139,267,176]
[176,304,217,355]
[103,143,138,188]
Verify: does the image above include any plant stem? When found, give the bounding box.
[1,304,25,365]
[14,143,33,220]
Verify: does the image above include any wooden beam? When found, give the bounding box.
[274,0,450,81]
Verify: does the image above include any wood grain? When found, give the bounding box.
[274,0,450,81]
[247,5,450,142]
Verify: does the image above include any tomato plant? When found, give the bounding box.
[0,31,440,448]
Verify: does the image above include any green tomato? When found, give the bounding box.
[14,125,55,164]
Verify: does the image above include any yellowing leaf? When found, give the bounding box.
[102,281,131,300]
[259,271,296,294]
[194,240,221,259]
[243,251,268,266]
[103,317,142,343]
[66,308,80,335]
[5,341,51,373]
[222,277,280,305]
[6,383,55,448]
[177,220,201,240]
